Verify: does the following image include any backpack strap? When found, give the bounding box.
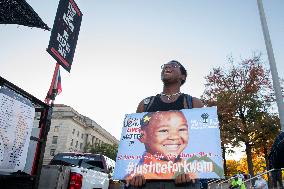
[143,96,155,112]
[184,94,193,109]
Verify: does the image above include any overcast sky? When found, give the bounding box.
[1,0,283,159]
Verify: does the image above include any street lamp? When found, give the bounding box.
[257,0,284,131]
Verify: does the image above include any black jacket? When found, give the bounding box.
[269,132,284,169]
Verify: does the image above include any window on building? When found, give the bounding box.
[52,136,58,144]
[70,139,73,146]
[50,149,56,156]
[72,129,75,134]
[80,143,83,149]
[77,131,79,137]
[81,133,84,139]
[75,141,78,148]
[54,126,59,132]
[92,136,95,145]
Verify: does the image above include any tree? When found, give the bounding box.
[253,113,280,170]
[85,143,118,160]
[226,159,239,177]
[202,54,275,176]
[226,151,267,178]
[202,90,239,176]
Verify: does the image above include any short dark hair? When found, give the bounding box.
[168,60,187,85]
[140,111,187,129]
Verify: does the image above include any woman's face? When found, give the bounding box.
[161,62,184,84]
[141,111,189,160]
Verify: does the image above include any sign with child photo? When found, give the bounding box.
[113,107,224,180]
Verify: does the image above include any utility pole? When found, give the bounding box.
[257,0,284,131]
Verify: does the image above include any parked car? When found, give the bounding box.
[49,152,112,189]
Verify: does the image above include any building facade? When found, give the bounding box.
[35,104,119,165]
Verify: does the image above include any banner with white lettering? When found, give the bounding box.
[0,86,35,172]
[113,107,224,180]
[47,0,82,72]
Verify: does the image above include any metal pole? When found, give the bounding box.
[257,0,284,131]
[33,106,53,189]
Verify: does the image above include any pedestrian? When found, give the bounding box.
[126,60,203,189]
[229,175,246,189]
[269,131,284,168]
[271,169,283,189]
[269,131,284,189]
[254,172,268,189]
[237,170,245,182]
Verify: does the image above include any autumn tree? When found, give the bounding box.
[226,159,239,177]
[202,54,275,176]
[237,152,267,175]
[252,113,280,170]
[226,153,265,177]
[202,90,239,176]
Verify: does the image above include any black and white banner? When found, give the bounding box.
[47,0,83,72]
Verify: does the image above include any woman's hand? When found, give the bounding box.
[126,174,146,187]
[175,172,197,185]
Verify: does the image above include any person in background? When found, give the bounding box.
[253,172,268,189]
[126,60,203,189]
[237,170,245,182]
[269,131,284,189]
[199,179,208,189]
[229,175,246,189]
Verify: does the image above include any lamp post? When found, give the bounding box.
[257,0,284,131]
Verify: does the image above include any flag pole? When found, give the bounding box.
[257,0,284,131]
[45,63,61,105]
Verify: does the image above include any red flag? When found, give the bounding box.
[54,67,62,95]
[45,63,62,104]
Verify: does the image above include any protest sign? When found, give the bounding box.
[0,86,35,172]
[47,0,82,72]
[113,107,224,180]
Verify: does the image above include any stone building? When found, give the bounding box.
[35,104,119,165]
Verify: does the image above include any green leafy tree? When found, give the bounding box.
[85,143,118,160]
[202,54,275,176]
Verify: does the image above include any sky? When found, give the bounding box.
[1,0,283,160]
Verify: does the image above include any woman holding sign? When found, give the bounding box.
[127,60,203,189]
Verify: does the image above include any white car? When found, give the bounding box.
[49,152,111,189]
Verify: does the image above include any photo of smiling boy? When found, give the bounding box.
[124,110,196,180]
[140,111,188,161]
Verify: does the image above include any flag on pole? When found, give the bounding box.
[54,68,62,95]
[45,63,62,104]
